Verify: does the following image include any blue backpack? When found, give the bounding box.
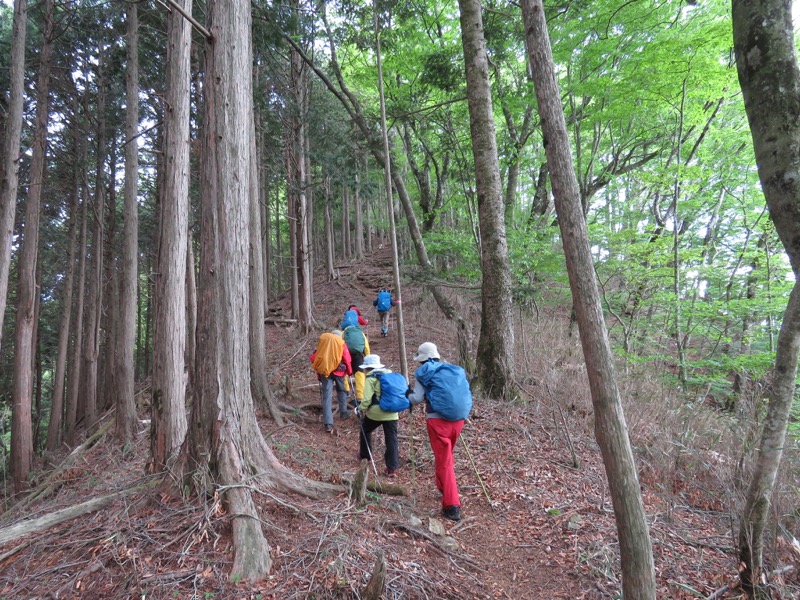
[415,361,472,421]
[341,310,359,329]
[376,291,392,312]
[370,372,410,412]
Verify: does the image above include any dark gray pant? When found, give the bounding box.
[359,418,398,471]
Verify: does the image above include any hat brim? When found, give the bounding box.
[360,363,385,370]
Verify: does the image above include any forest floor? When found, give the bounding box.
[0,245,794,599]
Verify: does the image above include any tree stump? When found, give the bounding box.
[352,460,369,506]
[361,550,386,600]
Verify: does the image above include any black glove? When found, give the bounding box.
[405,387,412,398]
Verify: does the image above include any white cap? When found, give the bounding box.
[360,354,385,370]
[413,342,440,362]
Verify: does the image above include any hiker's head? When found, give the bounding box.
[348,304,357,311]
[413,342,440,362]
[360,354,385,371]
[331,329,343,338]
[380,287,387,293]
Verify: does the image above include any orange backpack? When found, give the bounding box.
[312,333,345,377]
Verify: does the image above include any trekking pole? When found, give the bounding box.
[356,408,380,479]
[460,430,493,509]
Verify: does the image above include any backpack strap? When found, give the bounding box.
[367,371,381,406]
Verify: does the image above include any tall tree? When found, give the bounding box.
[46,158,81,453]
[117,0,140,443]
[149,0,191,470]
[522,0,656,597]
[0,0,27,354]
[732,0,800,595]
[457,0,515,398]
[174,0,339,579]
[11,0,54,490]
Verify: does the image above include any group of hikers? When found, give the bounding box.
[309,289,472,522]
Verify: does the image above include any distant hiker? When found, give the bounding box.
[341,310,370,401]
[347,304,369,327]
[407,342,473,521]
[310,330,353,433]
[358,354,408,477]
[373,288,398,337]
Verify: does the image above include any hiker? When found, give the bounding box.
[373,288,398,337]
[310,330,353,432]
[358,354,406,477]
[407,342,473,522]
[341,310,370,402]
[347,304,368,326]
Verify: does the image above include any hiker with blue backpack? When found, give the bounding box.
[357,354,410,477]
[407,342,472,522]
[373,288,398,337]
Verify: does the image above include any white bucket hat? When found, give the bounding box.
[331,329,343,337]
[360,354,385,370]
[413,342,440,362]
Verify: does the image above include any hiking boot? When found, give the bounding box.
[385,469,397,478]
[324,424,334,433]
[442,505,462,522]
[340,411,351,420]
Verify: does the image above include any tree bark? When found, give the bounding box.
[11,0,54,491]
[174,1,342,580]
[66,169,89,447]
[521,0,656,597]
[249,114,284,424]
[458,0,516,399]
[149,0,191,470]
[0,0,27,355]
[732,0,800,595]
[116,0,140,444]
[46,170,81,453]
[80,45,109,435]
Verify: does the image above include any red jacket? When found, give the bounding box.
[349,306,368,326]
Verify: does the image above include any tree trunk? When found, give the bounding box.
[458,0,515,399]
[324,179,336,280]
[80,46,109,435]
[290,40,313,334]
[116,0,140,444]
[249,117,284,424]
[149,0,191,470]
[66,171,89,446]
[173,0,341,580]
[732,0,800,595]
[46,170,81,453]
[11,0,54,491]
[522,1,656,597]
[186,237,197,391]
[0,0,27,355]
[355,160,364,260]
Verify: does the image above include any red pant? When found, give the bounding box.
[426,418,464,508]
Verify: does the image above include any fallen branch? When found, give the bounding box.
[265,317,298,324]
[0,479,157,547]
[384,520,481,568]
[13,419,115,513]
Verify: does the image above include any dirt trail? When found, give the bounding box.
[0,247,741,599]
